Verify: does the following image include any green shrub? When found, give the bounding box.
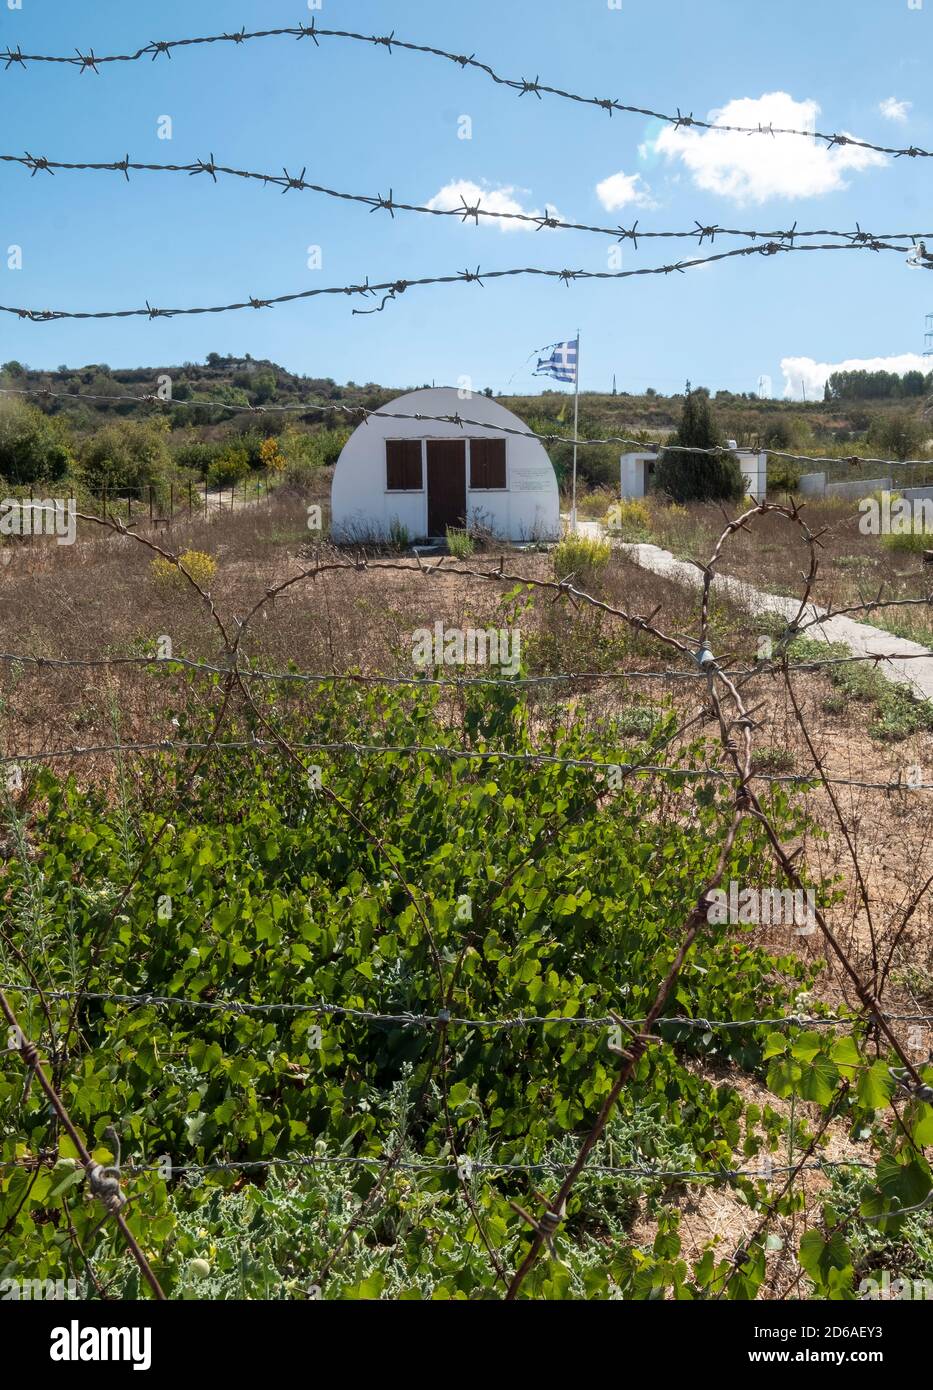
[605,498,652,540]
[150,548,217,591]
[78,418,172,496]
[0,681,835,1298]
[0,399,72,485]
[767,461,802,493]
[867,409,928,462]
[206,448,250,490]
[552,531,611,583]
[388,517,410,550]
[880,529,928,554]
[445,527,475,559]
[548,439,618,489]
[790,635,933,740]
[172,440,222,476]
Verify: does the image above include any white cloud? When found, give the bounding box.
[594,170,657,212]
[879,96,911,123]
[780,353,929,401]
[652,92,887,204]
[424,179,558,231]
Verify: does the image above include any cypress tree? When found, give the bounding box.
[655,389,745,503]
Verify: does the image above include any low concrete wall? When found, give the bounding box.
[797,472,826,496]
[825,477,891,501]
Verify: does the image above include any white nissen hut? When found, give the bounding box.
[330,387,560,543]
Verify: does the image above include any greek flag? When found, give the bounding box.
[533,338,578,384]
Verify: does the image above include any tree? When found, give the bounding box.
[0,399,71,485]
[654,389,745,503]
[825,368,933,402]
[252,369,278,405]
[867,409,928,461]
[77,418,172,495]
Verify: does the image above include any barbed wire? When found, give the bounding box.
[0,650,712,685]
[0,1150,876,1182]
[2,982,929,1031]
[4,381,933,470]
[1,21,930,162]
[5,734,933,793]
[0,241,908,323]
[3,645,933,690]
[2,149,927,249]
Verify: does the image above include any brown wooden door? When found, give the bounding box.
[427,440,467,535]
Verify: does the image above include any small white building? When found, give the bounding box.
[620,451,658,499]
[620,446,768,502]
[732,445,768,503]
[331,387,560,543]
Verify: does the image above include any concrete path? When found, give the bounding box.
[618,540,933,702]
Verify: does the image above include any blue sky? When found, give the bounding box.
[1,0,931,399]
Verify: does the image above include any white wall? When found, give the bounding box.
[620,452,654,499]
[737,450,767,502]
[826,477,892,500]
[331,387,560,542]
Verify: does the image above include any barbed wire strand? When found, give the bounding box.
[1,22,931,161]
[5,735,933,793]
[0,1151,876,1182]
[3,644,933,685]
[2,983,929,1032]
[0,241,910,323]
[2,150,928,249]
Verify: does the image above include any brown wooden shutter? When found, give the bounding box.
[470,439,505,489]
[470,440,487,489]
[386,440,422,490]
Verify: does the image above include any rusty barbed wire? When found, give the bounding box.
[1,22,931,162]
[1,149,927,248]
[0,241,909,323]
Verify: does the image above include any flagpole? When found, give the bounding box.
[571,330,580,532]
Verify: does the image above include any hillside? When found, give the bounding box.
[2,356,931,499]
